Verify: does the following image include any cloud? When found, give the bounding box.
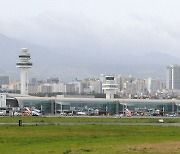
[1,1,180,57]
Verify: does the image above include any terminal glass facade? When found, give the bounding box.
[56,101,116,115]
[18,99,178,115]
[21,100,53,114]
[119,101,174,114]
[56,101,176,115]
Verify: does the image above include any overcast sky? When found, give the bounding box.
[1,0,180,56]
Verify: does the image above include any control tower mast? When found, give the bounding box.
[16,48,32,95]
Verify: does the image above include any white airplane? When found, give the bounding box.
[31,110,40,116]
[32,108,41,113]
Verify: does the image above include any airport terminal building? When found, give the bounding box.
[1,93,180,116]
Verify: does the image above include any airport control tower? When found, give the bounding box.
[102,76,118,99]
[16,48,32,95]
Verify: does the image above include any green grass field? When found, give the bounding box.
[0,124,180,154]
[0,116,180,123]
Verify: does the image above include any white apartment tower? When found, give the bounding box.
[16,48,33,95]
[166,65,180,90]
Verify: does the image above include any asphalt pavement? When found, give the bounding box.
[0,122,180,126]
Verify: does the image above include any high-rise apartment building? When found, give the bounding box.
[166,65,180,90]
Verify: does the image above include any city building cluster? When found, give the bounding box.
[0,74,166,99]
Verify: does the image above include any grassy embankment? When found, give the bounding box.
[0,124,180,153]
[0,116,180,123]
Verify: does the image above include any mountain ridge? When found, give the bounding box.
[0,33,179,81]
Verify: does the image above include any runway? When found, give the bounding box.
[1,122,180,126]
